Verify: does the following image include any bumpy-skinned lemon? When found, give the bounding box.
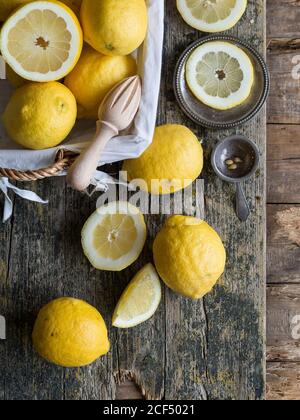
[32,298,110,368]
[64,46,137,119]
[2,82,77,150]
[123,125,203,195]
[80,0,148,56]
[153,216,226,299]
[0,1,83,82]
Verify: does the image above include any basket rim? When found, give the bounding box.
[0,149,78,182]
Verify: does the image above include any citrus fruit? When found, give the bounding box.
[80,0,148,56]
[32,298,110,368]
[123,124,203,195]
[82,202,147,272]
[64,46,137,119]
[0,1,83,82]
[186,41,254,110]
[0,0,31,21]
[177,0,247,32]
[2,81,77,150]
[153,216,226,299]
[112,264,162,328]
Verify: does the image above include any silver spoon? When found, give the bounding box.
[211,135,260,222]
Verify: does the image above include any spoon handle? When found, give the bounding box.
[235,183,250,222]
[67,122,117,192]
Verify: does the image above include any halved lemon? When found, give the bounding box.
[186,41,254,110]
[0,1,83,82]
[112,264,162,328]
[82,202,147,272]
[177,0,247,32]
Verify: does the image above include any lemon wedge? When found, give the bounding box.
[82,202,147,272]
[177,0,247,32]
[186,41,254,110]
[112,264,162,328]
[0,1,83,82]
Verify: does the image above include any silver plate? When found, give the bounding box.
[174,35,270,130]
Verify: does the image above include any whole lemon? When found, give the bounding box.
[32,298,110,368]
[0,0,31,21]
[64,46,137,119]
[153,216,226,299]
[80,0,148,56]
[2,82,77,150]
[123,125,204,195]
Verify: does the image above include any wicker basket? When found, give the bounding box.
[0,150,78,182]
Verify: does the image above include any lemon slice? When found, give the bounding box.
[82,202,147,272]
[177,0,247,32]
[0,1,83,82]
[112,264,162,328]
[186,41,254,110]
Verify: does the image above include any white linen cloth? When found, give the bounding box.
[0,0,165,221]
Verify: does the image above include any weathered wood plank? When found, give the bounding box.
[267,160,300,203]
[267,124,300,161]
[267,285,300,362]
[267,362,300,400]
[162,0,266,400]
[267,0,300,39]
[267,205,300,283]
[267,46,300,124]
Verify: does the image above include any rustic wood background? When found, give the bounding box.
[0,0,299,400]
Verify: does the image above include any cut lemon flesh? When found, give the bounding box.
[186,41,254,110]
[82,202,147,272]
[0,1,83,82]
[113,264,162,328]
[177,0,247,32]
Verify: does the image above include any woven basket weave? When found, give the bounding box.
[0,150,78,182]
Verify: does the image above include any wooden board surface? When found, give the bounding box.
[266,0,300,400]
[0,0,267,400]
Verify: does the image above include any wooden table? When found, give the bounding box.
[1,0,268,400]
[265,0,300,400]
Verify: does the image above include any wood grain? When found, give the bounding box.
[267,285,300,362]
[267,363,300,400]
[267,0,300,39]
[267,125,300,161]
[0,0,267,400]
[267,205,300,283]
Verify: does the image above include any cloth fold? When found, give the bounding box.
[0,0,164,222]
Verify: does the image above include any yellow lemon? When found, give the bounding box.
[82,201,147,272]
[0,1,83,82]
[112,264,162,328]
[153,216,226,299]
[0,0,31,21]
[64,46,137,119]
[32,298,110,368]
[80,0,148,56]
[123,125,204,195]
[186,41,254,110]
[177,0,247,33]
[2,82,77,150]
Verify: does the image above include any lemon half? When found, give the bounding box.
[112,264,162,328]
[186,41,254,110]
[177,0,247,32]
[0,1,83,82]
[82,202,147,272]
